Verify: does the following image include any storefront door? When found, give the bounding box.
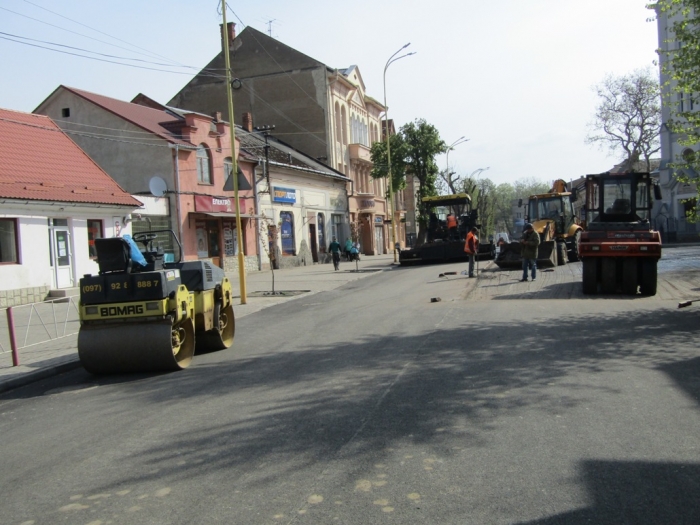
[374,226,385,255]
[50,225,73,288]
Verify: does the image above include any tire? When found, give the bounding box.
[621,258,638,295]
[568,230,581,262]
[640,259,658,296]
[601,257,617,294]
[582,258,598,294]
[557,242,567,266]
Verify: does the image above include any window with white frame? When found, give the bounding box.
[196,144,212,184]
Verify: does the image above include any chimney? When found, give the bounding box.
[242,112,253,132]
[220,22,236,48]
[212,111,222,122]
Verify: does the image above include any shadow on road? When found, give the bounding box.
[5,293,700,522]
[516,459,700,524]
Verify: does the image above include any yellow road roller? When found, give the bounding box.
[78,230,234,374]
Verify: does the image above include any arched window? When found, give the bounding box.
[341,106,348,145]
[196,144,212,184]
[334,102,341,144]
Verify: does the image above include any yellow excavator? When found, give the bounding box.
[77,230,235,374]
[495,180,583,268]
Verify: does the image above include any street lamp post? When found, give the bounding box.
[383,43,415,263]
[445,137,470,183]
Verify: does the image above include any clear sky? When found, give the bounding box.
[0,0,659,186]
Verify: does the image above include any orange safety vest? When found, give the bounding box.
[464,232,478,254]
[447,215,457,229]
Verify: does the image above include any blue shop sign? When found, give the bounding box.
[273,186,296,204]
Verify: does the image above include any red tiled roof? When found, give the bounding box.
[0,108,141,207]
[63,86,192,148]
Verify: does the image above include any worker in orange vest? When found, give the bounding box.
[446,213,458,240]
[463,227,479,277]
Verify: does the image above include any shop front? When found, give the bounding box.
[189,195,258,272]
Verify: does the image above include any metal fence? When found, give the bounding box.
[654,217,700,242]
[1,296,80,366]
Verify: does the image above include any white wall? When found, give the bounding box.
[0,203,135,291]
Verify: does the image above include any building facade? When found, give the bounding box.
[236,120,350,269]
[34,86,259,271]
[654,6,700,241]
[169,24,403,255]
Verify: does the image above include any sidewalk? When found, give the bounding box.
[0,254,398,393]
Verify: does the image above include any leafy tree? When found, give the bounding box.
[369,133,408,195]
[371,118,446,244]
[400,119,446,241]
[650,0,700,219]
[585,68,661,171]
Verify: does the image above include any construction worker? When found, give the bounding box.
[463,227,479,277]
[446,213,458,240]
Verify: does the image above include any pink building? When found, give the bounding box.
[35,87,258,272]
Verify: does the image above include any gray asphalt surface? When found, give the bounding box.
[1,256,700,524]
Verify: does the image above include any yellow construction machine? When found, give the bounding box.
[77,230,234,374]
[495,180,583,268]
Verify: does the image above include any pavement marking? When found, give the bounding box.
[355,479,373,492]
[59,503,89,511]
[87,494,110,500]
[154,488,171,497]
[407,493,421,501]
[373,499,390,506]
[382,506,395,512]
[307,494,323,504]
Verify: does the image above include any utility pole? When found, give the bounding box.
[221,0,247,304]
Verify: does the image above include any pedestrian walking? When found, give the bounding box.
[463,227,479,277]
[520,223,540,282]
[328,236,342,271]
[344,238,353,261]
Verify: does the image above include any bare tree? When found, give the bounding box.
[586,68,661,171]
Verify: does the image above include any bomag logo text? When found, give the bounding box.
[100,305,144,316]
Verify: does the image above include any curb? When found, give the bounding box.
[0,358,82,395]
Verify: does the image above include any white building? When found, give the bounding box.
[654,6,700,241]
[0,109,141,306]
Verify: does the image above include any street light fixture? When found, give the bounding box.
[383,43,415,263]
[445,137,470,182]
[469,167,490,180]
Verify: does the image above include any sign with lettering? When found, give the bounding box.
[194,195,246,214]
[273,186,297,204]
[360,199,375,209]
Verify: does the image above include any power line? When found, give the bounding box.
[21,0,188,67]
[0,31,202,69]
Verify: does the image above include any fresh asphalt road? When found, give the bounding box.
[2,258,700,524]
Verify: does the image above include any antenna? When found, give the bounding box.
[148,176,168,197]
[266,19,276,37]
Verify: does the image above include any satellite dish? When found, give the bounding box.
[149,176,168,197]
